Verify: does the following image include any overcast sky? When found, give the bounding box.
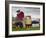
[12,7,40,19]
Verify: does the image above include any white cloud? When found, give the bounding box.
[12,7,40,18]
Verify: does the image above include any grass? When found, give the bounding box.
[12,24,40,31]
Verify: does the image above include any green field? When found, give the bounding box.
[12,24,40,31]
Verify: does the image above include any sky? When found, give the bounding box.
[12,7,40,19]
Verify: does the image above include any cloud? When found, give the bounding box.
[12,7,40,18]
